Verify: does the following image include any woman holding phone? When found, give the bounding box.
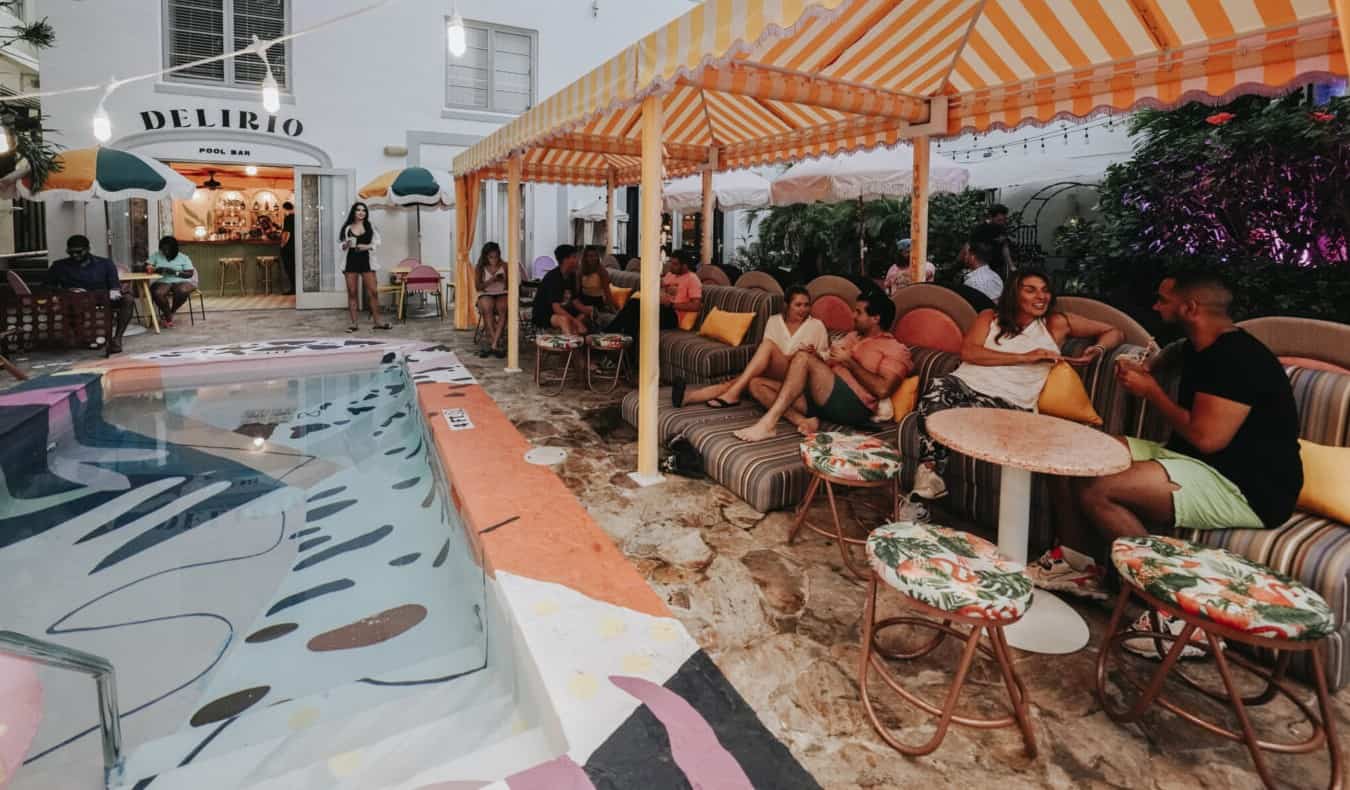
[146,236,197,327]
[339,201,390,332]
[474,241,509,357]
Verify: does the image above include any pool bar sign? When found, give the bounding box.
[443,408,475,431]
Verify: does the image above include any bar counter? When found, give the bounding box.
[180,241,288,295]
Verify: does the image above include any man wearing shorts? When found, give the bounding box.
[735,295,911,442]
[1034,271,1302,606]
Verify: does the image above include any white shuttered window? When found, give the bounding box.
[446,21,535,114]
[165,0,289,88]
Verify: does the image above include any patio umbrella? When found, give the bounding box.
[771,145,968,273]
[569,197,628,222]
[358,166,453,262]
[663,170,771,212]
[3,146,195,202]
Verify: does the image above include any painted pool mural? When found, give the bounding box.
[0,339,818,789]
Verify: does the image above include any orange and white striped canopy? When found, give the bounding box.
[453,0,1346,185]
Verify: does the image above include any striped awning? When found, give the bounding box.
[454,0,1346,185]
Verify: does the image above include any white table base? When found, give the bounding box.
[998,466,1090,655]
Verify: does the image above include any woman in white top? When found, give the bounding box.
[911,269,1124,499]
[674,286,829,408]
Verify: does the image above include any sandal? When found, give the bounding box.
[346,324,359,333]
[706,397,737,409]
[373,323,392,331]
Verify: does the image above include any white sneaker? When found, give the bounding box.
[1122,610,1216,660]
[1025,547,1110,601]
[912,464,947,500]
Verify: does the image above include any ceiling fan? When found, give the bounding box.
[198,170,223,191]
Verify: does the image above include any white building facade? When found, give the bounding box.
[36,0,693,305]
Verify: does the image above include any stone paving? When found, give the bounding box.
[6,307,1348,789]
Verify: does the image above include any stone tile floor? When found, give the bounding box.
[7,307,1348,789]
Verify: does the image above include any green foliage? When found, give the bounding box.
[0,4,57,186]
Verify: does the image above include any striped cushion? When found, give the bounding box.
[620,388,897,513]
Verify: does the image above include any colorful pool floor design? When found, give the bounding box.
[0,339,820,789]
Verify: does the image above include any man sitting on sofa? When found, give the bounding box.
[607,249,702,345]
[1036,271,1302,609]
[49,234,135,354]
[734,294,911,442]
[532,244,589,336]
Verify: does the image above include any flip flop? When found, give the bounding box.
[706,397,738,409]
[373,323,393,331]
[671,382,686,408]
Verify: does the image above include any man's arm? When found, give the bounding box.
[103,260,121,293]
[1122,371,1251,454]
[839,347,911,399]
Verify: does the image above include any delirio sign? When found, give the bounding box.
[139,108,304,138]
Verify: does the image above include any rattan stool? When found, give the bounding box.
[860,522,1037,757]
[1098,536,1342,789]
[790,432,901,578]
[218,257,245,296]
[533,333,583,394]
[254,256,281,295]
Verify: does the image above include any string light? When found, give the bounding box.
[92,81,116,143]
[447,8,467,57]
[0,109,14,155]
[245,165,258,176]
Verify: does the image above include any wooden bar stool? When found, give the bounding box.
[533,333,583,394]
[254,255,281,295]
[1098,536,1342,790]
[585,333,632,393]
[860,522,1038,757]
[790,432,901,578]
[218,257,245,297]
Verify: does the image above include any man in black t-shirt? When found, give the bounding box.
[1034,271,1301,603]
[280,201,296,295]
[531,244,587,335]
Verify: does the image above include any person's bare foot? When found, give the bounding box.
[794,417,820,436]
[734,422,777,442]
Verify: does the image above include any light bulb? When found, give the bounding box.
[92,103,112,143]
[261,71,281,114]
[245,165,258,176]
[194,225,207,239]
[0,129,11,155]
[447,11,467,57]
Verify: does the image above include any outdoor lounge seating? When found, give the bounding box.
[607,269,781,385]
[791,432,902,578]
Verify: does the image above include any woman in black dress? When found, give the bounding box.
[339,201,391,332]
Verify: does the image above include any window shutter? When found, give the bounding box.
[166,0,226,82]
[232,0,287,86]
[446,24,490,109]
[491,30,532,113]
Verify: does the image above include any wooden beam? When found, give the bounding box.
[721,114,909,165]
[683,62,932,122]
[506,153,522,372]
[909,136,930,285]
[546,133,706,162]
[701,167,714,266]
[634,95,665,485]
[606,168,617,254]
[1337,0,1350,83]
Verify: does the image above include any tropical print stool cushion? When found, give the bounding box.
[588,333,632,351]
[1112,536,1336,641]
[535,334,583,351]
[867,522,1032,622]
[799,432,901,483]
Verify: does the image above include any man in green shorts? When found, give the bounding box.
[1032,271,1302,612]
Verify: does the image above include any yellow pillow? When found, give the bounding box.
[610,285,633,310]
[1297,440,1350,522]
[678,310,699,331]
[891,375,920,423]
[1037,362,1103,426]
[697,307,755,346]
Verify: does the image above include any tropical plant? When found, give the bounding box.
[0,1,58,186]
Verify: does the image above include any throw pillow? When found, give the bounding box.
[891,375,920,422]
[1297,439,1350,523]
[678,310,699,331]
[698,307,755,346]
[610,284,633,310]
[1037,361,1103,426]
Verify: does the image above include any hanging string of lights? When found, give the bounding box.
[0,0,406,144]
[936,114,1125,162]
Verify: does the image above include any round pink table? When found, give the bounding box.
[925,408,1131,654]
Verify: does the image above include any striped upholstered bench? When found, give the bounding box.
[608,269,782,386]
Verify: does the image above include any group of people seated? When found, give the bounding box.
[664,255,1301,618]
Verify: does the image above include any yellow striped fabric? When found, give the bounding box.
[452,0,1346,184]
[357,170,400,201]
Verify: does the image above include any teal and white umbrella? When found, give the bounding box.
[358,167,453,261]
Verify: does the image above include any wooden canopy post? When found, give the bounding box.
[909,135,931,284]
[700,150,716,267]
[606,168,617,253]
[1338,0,1350,83]
[506,153,522,372]
[633,95,665,486]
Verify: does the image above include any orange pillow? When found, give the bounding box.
[697,307,755,346]
[1297,439,1350,523]
[1037,362,1103,426]
[890,375,920,423]
[677,310,699,331]
[610,285,633,310]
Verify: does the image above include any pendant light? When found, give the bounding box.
[447,8,467,57]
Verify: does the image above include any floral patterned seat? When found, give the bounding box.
[535,333,583,351]
[799,432,902,483]
[1112,536,1336,641]
[867,522,1032,622]
[587,333,632,351]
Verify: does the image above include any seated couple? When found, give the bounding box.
[675,286,912,442]
[532,246,702,344]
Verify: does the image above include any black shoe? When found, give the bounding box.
[493,349,506,359]
[108,340,123,354]
[477,348,491,358]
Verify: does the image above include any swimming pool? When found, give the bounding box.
[1,339,820,790]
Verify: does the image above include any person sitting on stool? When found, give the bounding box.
[49,234,134,354]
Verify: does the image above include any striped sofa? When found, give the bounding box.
[609,269,782,385]
[1135,345,1350,691]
